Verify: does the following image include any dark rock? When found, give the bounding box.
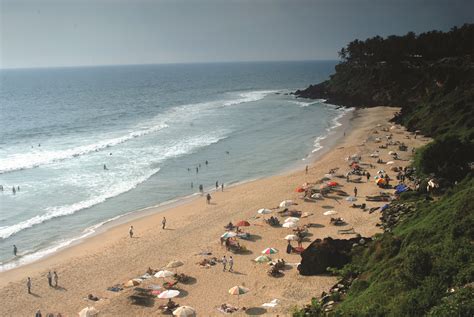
[298,237,372,275]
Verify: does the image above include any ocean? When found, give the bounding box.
[0,61,350,270]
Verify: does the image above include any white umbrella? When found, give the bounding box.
[155,270,174,278]
[388,151,395,155]
[158,289,180,299]
[79,307,99,317]
[257,208,272,214]
[173,306,196,317]
[282,222,297,228]
[261,247,278,255]
[311,193,322,199]
[284,234,298,241]
[323,210,338,216]
[386,161,394,165]
[284,217,299,223]
[346,196,357,202]
[279,200,295,208]
[254,255,272,263]
[221,231,237,239]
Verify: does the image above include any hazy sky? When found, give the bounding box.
[1,0,472,68]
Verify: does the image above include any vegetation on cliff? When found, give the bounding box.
[294,25,474,316]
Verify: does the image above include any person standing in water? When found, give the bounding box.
[12,186,16,195]
[205,160,209,166]
[13,245,17,256]
[199,184,203,195]
[191,182,193,189]
[305,165,308,174]
[196,167,199,174]
[221,183,224,192]
[215,181,219,190]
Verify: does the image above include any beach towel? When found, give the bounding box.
[262,299,280,308]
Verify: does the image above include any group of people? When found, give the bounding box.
[26,271,59,294]
[221,255,234,272]
[0,185,20,194]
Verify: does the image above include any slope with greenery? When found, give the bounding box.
[293,25,474,316]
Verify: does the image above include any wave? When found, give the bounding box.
[0,168,160,240]
[0,123,168,174]
[0,131,228,240]
[223,90,278,106]
[290,99,325,107]
[311,106,354,153]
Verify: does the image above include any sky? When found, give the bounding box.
[0,0,473,69]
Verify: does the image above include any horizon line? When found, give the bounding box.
[0,58,340,71]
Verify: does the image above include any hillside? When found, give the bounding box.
[294,25,474,317]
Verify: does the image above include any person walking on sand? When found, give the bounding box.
[47,271,53,287]
[354,187,358,197]
[162,217,166,229]
[53,271,58,287]
[229,256,234,272]
[27,277,32,294]
[13,244,17,256]
[206,193,211,204]
[129,225,134,238]
[221,183,224,192]
[366,172,371,182]
[305,165,308,174]
[222,255,227,271]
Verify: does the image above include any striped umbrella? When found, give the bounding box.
[261,247,278,255]
[228,285,249,307]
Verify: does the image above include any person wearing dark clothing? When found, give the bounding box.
[27,277,32,294]
[206,193,211,204]
[53,271,58,287]
[13,245,17,256]
[354,187,358,197]
[35,310,42,317]
[221,183,224,192]
[47,271,53,287]
[366,172,371,182]
[286,242,293,254]
[215,181,219,190]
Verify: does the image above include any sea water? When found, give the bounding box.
[0,61,350,270]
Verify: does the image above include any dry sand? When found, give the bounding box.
[0,107,429,316]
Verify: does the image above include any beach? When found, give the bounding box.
[0,106,429,316]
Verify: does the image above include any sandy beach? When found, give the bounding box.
[0,106,429,316]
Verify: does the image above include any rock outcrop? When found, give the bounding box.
[298,237,371,276]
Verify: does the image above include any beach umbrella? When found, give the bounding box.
[254,255,271,263]
[346,196,357,202]
[284,217,299,223]
[284,234,298,241]
[377,170,385,174]
[173,306,196,317]
[228,285,249,307]
[282,222,297,228]
[262,247,278,255]
[376,178,387,185]
[125,279,141,287]
[388,151,395,155]
[236,220,250,227]
[327,181,339,187]
[301,212,312,218]
[79,307,99,317]
[166,260,184,269]
[158,289,180,299]
[323,210,338,216]
[151,290,162,295]
[386,161,394,165]
[279,200,295,208]
[295,187,305,192]
[324,174,333,178]
[155,270,174,279]
[311,193,322,199]
[221,231,237,239]
[257,208,272,214]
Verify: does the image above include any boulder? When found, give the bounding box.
[298,237,371,275]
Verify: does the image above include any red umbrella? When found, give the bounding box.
[236,220,250,227]
[327,181,339,187]
[295,187,305,192]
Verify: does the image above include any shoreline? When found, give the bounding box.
[0,106,429,316]
[0,104,354,274]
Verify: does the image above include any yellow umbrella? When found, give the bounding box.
[173,306,196,317]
